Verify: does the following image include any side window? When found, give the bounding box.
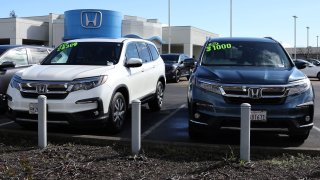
[0,48,28,66]
[125,43,139,60]
[137,42,151,63]
[29,48,49,64]
[147,44,159,61]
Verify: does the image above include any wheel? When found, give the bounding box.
[107,92,127,133]
[289,129,310,142]
[317,72,320,80]
[174,70,181,83]
[148,81,164,111]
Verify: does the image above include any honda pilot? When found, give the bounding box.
[7,38,166,133]
[188,37,314,142]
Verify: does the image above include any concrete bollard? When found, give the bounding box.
[132,99,141,155]
[240,103,251,162]
[38,95,47,149]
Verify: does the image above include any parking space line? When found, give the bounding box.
[313,126,320,133]
[141,104,186,139]
[0,121,14,127]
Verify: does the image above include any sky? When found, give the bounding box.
[1,0,319,48]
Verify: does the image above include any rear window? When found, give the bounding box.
[202,41,292,68]
[160,55,179,63]
[42,42,123,65]
[0,49,7,56]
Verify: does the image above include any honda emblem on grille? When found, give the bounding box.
[36,84,47,94]
[248,88,262,99]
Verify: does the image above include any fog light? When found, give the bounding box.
[194,113,200,119]
[305,116,311,122]
[93,111,99,116]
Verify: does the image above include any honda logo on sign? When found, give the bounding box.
[248,88,262,99]
[81,11,102,28]
[36,84,47,94]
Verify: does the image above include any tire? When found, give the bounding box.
[174,70,180,83]
[317,72,320,80]
[148,81,164,111]
[289,129,310,143]
[107,92,127,133]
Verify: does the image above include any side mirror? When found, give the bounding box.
[125,58,143,68]
[184,58,195,67]
[0,61,16,69]
[294,61,308,69]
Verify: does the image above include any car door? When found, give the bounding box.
[301,63,320,77]
[136,42,154,96]
[0,48,30,94]
[124,42,146,100]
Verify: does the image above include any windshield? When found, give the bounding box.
[161,54,179,63]
[42,42,123,65]
[202,41,292,68]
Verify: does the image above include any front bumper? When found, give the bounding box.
[7,97,109,127]
[189,86,314,132]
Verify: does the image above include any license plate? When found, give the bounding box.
[29,103,38,114]
[250,110,267,121]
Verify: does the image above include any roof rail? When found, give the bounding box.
[264,37,277,42]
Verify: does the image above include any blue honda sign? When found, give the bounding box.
[64,9,123,40]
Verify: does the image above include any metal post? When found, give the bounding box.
[38,95,47,149]
[317,36,319,60]
[240,103,251,162]
[293,16,297,60]
[132,99,141,155]
[307,27,310,47]
[168,0,171,54]
[230,0,233,37]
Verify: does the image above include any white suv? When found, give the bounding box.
[7,38,166,133]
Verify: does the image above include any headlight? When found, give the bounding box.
[196,79,221,94]
[9,75,22,90]
[287,78,311,96]
[67,76,108,92]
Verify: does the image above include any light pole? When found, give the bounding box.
[317,35,319,59]
[306,26,310,58]
[306,26,310,47]
[168,0,171,54]
[230,0,233,37]
[293,16,297,60]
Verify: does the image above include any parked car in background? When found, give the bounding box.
[294,59,320,80]
[306,58,320,66]
[161,53,194,83]
[188,37,314,142]
[0,45,52,113]
[7,38,166,133]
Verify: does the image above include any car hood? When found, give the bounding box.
[16,65,114,81]
[195,66,306,84]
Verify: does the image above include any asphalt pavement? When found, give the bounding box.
[1,78,320,150]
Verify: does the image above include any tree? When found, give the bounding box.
[9,10,17,18]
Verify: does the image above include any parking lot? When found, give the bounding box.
[1,78,320,149]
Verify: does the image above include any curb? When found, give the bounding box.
[1,128,320,156]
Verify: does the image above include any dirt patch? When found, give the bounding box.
[1,136,320,179]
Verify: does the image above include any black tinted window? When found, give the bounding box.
[202,41,291,68]
[147,44,159,60]
[137,42,151,63]
[126,43,139,59]
[42,42,123,65]
[160,54,179,62]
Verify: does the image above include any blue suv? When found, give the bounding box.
[187,37,314,142]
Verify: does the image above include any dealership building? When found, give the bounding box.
[0,9,218,58]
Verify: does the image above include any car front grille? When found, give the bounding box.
[19,81,69,99]
[221,86,287,105]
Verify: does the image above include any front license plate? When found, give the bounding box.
[29,103,38,114]
[250,110,267,121]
